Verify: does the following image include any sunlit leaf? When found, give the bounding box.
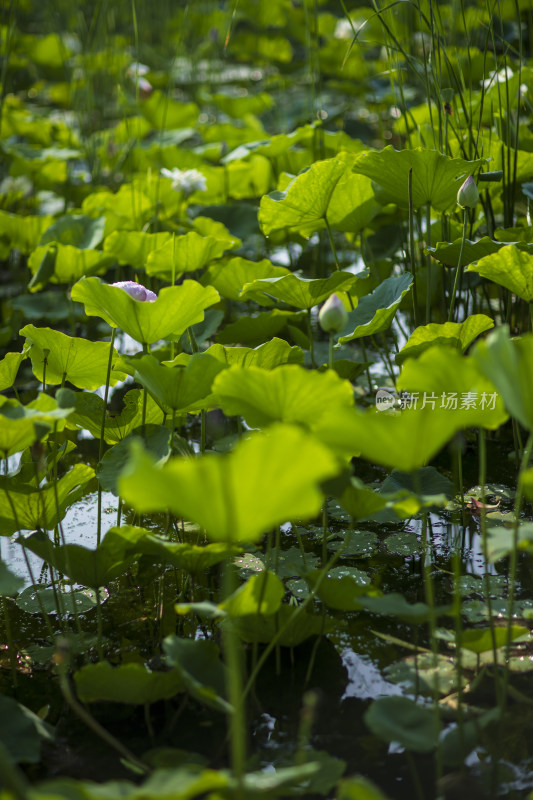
[74,662,185,705]
[213,364,354,428]
[70,278,220,345]
[240,271,356,308]
[396,315,494,364]
[467,244,533,301]
[118,425,340,543]
[338,274,412,342]
[20,325,127,390]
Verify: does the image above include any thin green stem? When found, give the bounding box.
[448,207,469,322]
[97,328,116,546]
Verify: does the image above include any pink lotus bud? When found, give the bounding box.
[111,281,157,302]
[457,175,479,208]
[318,293,348,334]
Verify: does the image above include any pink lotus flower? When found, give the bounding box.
[111,281,157,302]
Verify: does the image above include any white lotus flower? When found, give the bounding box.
[160,168,207,196]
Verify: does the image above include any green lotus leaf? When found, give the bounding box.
[118,424,340,543]
[40,215,106,250]
[0,562,24,596]
[217,308,306,347]
[308,566,374,611]
[20,325,127,390]
[467,244,533,301]
[28,244,115,291]
[240,271,356,309]
[396,314,494,364]
[162,636,230,714]
[0,464,94,536]
[0,210,54,257]
[486,522,533,561]
[220,572,284,616]
[132,353,227,414]
[213,363,354,429]
[66,388,164,444]
[74,661,185,705]
[0,394,74,456]
[103,230,172,270]
[338,273,413,342]
[323,169,381,233]
[202,257,290,303]
[17,528,138,588]
[141,90,199,129]
[427,236,533,267]
[314,406,462,471]
[97,426,172,496]
[352,147,484,211]
[364,696,440,753]
[146,232,236,278]
[473,326,533,430]
[70,278,220,345]
[456,625,528,654]
[82,186,153,235]
[230,603,335,646]
[258,152,353,236]
[0,350,28,391]
[202,338,304,369]
[0,695,54,765]
[108,525,239,572]
[397,346,508,429]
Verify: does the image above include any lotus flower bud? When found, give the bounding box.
[111,280,157,302]
[457,175,479,208]
[318,293,348,334]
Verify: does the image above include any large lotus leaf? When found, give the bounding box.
[0,395,73,456]
[352,147,484,211]
[456,625,528,654]
[28,244,115,290]
[258,153,352,236]
[338,273,413,342]
[0,350,27,391]
[203,338,304,369]
[0,464,94,536]
[162,636,230,713]
[0,561,23,596]
[66,389,164,444]
[118,425,340,543]
[133,353,227,414]
[222,125,316,163]
[20,325,127,390]
[314,406,462,471]
[240,271,357,309]
[229,603,335,647]
[217,309,306,347]
[97,426,172,496]
[0,210,53,256]
[107,525,239,572]
[82,186,153,235]
[467,244,533,301]
[396,315,494,365]
[397,346,508,430]
[70,278,220,345]
[212,364,354,429]
[141,90,199,129]
[381,466,454,506]
[103,231,172,270]
[17,528,137,588]
[364,696,439,753]
[0,695,54,765]
[428,237,533,267]
[324,170,381,233]
[192,216,240,249]
[473,326,533,430]
[40,215,106,250]
[74,661,185,705]
[220,572,284,617]
[202,257,291,302]
[486,522,533,562]
[146,232,236,278]
[358,592,451,622]
[308,566,374,611]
